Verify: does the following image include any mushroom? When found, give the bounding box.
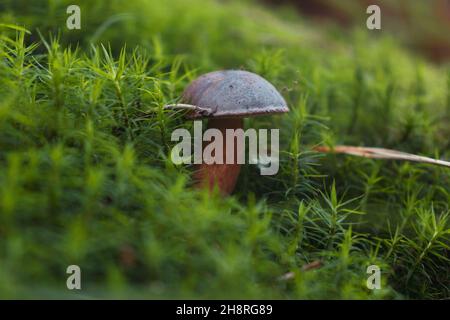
[171,70,289,195]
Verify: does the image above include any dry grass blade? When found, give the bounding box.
[278,261,323,281]
[315,146,450,168]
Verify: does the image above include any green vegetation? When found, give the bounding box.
[0,0,449,299]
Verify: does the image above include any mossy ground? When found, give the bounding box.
[0,0,449,299]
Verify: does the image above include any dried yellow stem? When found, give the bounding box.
[315,145,450,168]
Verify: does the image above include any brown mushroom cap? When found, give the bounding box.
[182,70,289,118]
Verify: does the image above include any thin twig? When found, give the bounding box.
[278,260,323,281]
[163,103,199,110]
[163,103,213,117]
[314,145,450,168]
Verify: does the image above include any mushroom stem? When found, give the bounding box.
[194,117,244,195]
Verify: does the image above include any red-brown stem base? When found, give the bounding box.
[193,118,243,195]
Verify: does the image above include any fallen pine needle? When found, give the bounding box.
[301,260,323,271]
[314,145,450,168]
[278,260,323,281]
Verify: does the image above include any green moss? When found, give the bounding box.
[0,0,448,299]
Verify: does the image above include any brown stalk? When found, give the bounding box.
[193,118,244,195]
